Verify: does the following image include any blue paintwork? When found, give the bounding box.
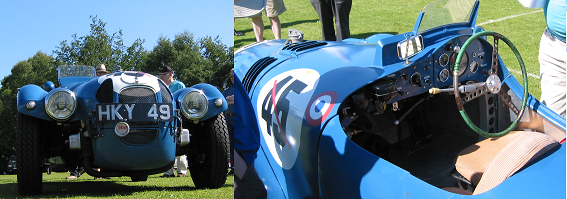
[237,0,566,198]
[93,122,176,170]
[16,65,226,174]
[173,83,228,121]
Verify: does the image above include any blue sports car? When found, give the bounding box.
[234,0,565,198]
[16,65,229,195]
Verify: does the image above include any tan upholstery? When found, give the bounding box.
[452,131,558,195]
[455,131,522,185]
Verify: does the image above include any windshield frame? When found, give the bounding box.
[416,0,478,34]
[57,65,96,89]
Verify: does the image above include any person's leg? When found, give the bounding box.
[269,17,281,39]
[162,159,176,177]
[176,155,188,177]
[539,28,567,117]
[252,17,265,42]
[334,0,352,41]
[311,0,336,41]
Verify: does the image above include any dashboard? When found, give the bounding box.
[378,35,493,104]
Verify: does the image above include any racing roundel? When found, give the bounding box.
[305,91,337,127]
[256,68,319,170]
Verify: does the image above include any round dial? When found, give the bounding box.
[470,61,479,73]
[439,53,449,67]
[439,68,450,82]
[449,51,468,76]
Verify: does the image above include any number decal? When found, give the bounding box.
[148,104,158,119]
[159,104,170,120]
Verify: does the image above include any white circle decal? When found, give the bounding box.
[256,69,319,169]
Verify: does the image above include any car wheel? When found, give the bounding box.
[131,175,148,182]
[188,113,229,188]
[16,113,43,195]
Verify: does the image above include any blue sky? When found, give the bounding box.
[0,1,233,82]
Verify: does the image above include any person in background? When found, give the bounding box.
[234,73,266,199]
[96,64,110,76]
[223,69,235,174]
[517,0,566,117]
[310,0,352,41]
[158,65,188,177]
[234,0,286,42]
[250,0,286,42]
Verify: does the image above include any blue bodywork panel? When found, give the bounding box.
[236,0,566,198]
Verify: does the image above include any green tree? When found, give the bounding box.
[0,52,58,170]
[54,16,147,71]
[144,31,234,89]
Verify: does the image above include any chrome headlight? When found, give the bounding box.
[45,89,77,121]
[181,91,208,120]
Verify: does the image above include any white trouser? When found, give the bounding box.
[164,155,188,175]
[539,28,567,118]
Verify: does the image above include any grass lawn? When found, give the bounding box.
[234,0,545,97]
[0,172,234,198]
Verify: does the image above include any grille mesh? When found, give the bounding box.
[119,87,156,103]
[159,80,172,103]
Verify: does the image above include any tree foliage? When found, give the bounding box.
[0,52,58,170]
[53,16,147,71]
[144,31,234,89]
[0,17,233,168]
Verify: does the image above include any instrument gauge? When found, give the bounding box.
[439,68,450,82]
[449,51,468,76]
[439,53,449,67]
[469,61,479,73]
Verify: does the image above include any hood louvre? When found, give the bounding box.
[243,57,277,92]
[282,41,327,52]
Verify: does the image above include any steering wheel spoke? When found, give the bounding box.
[453,31,529,138]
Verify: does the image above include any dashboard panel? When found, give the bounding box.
[379,35,493,104]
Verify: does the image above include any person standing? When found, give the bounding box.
[235,0,286,42]
[223,69,235,174]
[158,65,188,177]
[310,0,352,41]
[518,0,566,117]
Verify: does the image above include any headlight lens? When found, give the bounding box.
[45,89,77,120]
[181,91,208,120]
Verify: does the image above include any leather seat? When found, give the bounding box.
[445,131,559,195]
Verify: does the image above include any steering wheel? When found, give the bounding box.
[453,31,528,138]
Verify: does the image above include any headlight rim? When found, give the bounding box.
[44,88,77,121]
[180,90,209,120]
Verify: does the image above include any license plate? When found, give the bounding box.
[97,103,174,122]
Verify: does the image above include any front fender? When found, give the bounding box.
[17,84,51,120]
[173,83,228,121]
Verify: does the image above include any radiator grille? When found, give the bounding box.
[119,87,156,103]
[159,80,172,103]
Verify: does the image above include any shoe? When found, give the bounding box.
[177,173,186,177]
[66,175,78,179]
[94,177,103,180]
[160,174,174,178]
[228,169,234,175]
[234,29,244,36]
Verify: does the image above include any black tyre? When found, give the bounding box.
[188,113,229,188]
[131,175,148,182]
[16,113,43,195]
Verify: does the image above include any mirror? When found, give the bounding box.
[397,35,424,60]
